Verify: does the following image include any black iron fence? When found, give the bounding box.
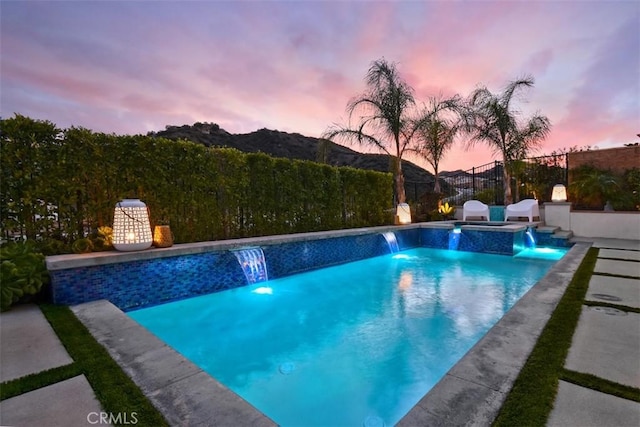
[407,154,568,207]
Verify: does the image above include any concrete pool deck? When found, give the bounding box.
[1,238,638,426]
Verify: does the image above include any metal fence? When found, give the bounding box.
[407,154,568,206]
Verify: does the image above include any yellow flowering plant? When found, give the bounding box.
[438,201,455,220]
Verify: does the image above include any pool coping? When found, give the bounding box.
[46,222,528,271]
[70,237,588,426]
[398,241,591,425]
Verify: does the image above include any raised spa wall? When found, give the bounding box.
[46,222,548,311]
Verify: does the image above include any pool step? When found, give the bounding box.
[538,225,573,244]
[536,225,560,234]
[552,230,573,240]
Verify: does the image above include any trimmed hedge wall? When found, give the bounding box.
[1,115,393,252]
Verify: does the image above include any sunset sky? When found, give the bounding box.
[2,0,638,172]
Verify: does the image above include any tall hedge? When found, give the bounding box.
[1,115,393,251]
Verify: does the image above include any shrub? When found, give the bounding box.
[569,165,620,210]
[1,115,394,251]
[620,168,640,211]
[71,238,94,254]
[0,241,49,311]
[474,188,497,205]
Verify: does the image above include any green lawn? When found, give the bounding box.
[0,304,168,427]
[3,246,638,427]
[494,247,640,426]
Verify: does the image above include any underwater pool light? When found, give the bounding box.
[252,286,273,295]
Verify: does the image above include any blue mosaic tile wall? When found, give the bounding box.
[396,227,421,250]
[50,251,247,310]
[489,206,505,221]
[419,227,520,255]
[531,229,573,248]
[50,229,422,310]
[419,228,450,249]
[458,229,522,255]
[49,226,568,310]
[264,234,388,279]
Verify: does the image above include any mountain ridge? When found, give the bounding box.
[152,122,440,199]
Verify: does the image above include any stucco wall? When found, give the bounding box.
[570,211,640,240]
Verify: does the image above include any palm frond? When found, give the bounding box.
[322,125,391,156]
[500,75,534,111]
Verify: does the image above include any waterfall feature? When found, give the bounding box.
[448,227,462,250]
[382,231,400,253]
[233,247,269,284]
[525,228,537,248]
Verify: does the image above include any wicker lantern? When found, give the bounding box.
[153,225,174,248]
[112,199,153,251]
[395,203,412,224]
[551,184,567,202]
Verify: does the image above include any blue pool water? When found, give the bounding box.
[129,247,563,426]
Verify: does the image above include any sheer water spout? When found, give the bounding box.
[382,232,400,253]
[233,247,269,284]
[525,227,536,248]
[448,227,461,250]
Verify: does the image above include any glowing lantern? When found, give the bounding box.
[153,225,174,248]
[396,203,412,224]
[551,184,567,202]
[112,199,153,251]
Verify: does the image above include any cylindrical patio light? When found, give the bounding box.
[551,184,567,202]
[396,203,412,224]
[112,199,153,251]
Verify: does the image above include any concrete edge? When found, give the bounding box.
[69,242,591,427]
[46,224,422,270]
[71,300,276,427]
[45,222,528,271]
[397,241,592,426]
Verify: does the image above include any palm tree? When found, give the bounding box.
[324,59,415,204]
[412,95,462,194]
[569,165,620,209]
[464,76,551,205]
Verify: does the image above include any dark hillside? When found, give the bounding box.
[154,122,440,200]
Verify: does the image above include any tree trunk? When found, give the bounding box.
[395,157,406,204]
[433,169,441,194]
[503,167,513,205]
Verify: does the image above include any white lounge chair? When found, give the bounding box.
[504,199,540,222]
[462,200,490,221]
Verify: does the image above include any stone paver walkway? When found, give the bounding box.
[0,305,105,427]
[0,304,73,383]
[2,237,639,427]
[548,238,640,426]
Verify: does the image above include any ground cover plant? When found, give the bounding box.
[3,247,638,426]
[0,241,49,311]
[0,304,169,426]
[493,247,640,426]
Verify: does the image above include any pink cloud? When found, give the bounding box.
[2,0,637,174]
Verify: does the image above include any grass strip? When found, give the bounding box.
[0,363,81,401]
[492,247,599,427]
[560,369,640,403]
[39,304,169,427]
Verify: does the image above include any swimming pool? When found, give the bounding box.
[129,247,564,426]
